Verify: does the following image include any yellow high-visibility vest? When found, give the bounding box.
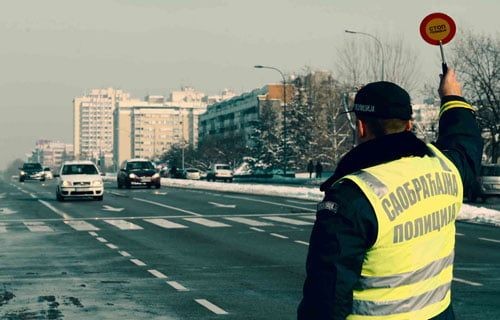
[339,144,463,320]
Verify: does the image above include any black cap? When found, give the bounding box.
[353,81,412,120]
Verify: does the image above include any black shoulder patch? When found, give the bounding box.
[317,201,339,214]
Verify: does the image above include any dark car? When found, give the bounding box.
[117,159,160,189]
[19,162,45,182]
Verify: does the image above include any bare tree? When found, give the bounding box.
[335,34,422,93]
[449,30,500,163]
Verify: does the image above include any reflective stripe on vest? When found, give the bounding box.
[340,144,463,320]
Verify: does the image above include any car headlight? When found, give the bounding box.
[92,180,103,187]
[61,180,72,187]
[129,173,138,179]
[152,173,160,179]
[20,171,25,175]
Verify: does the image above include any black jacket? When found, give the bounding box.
[297,96,483,320]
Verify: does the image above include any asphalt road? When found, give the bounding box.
[0,178,498,319]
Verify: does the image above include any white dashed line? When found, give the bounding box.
[148,269,168,279]
[184,218,230,228]
[250,227,265,232]
[106,243,118,249]
[96,237,108,243]
[119,251,131,257]
[24,221,54,232]
[262,216,313,226]
[0,223,7,233]
[166,281,189,291]
[453,277,483,286]
[270,233,289,239]
[104,219,143,230]
[224,217,273,227]
[89,231,98,237]
[144,218,188,229]
[29,193,37,199]
[294,240,309,246]
[130,259,146,266]
[456,232,465,236]
[195,299,228,315]
[65,220,99,231]
[478,237,500,244]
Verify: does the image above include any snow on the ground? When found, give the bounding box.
[104,175,499,226]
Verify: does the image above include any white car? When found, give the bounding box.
[56,161,104,201]
[43,167,53,180]
[206,163,233,182]
[185,168,201,180]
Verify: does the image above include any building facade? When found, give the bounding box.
[73,88,130,166]
[29,139,74,169]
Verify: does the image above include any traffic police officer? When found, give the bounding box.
[298,69,483,320]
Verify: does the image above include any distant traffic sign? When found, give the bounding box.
[419,12,456,45]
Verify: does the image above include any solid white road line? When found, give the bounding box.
[300,215,316,220]
[89,231,98,237]
[106,243,118,249]
[0,223,7,233]
[133,197,202,216]
[287,199,316,205]
[144,218,188,229]
[104,219,143,230]
[250,227,265,232]
[166,281,189,291]
[29,193,37,199]
[224,194,316,212]
[148,269,168,279]
[24,221,54,232]
[183,218,230,228]
[295,240,309,246]
[224,217,273,227]
[119,251,131,257]
[456,232,465,236]
[38,200,73,220]
[195,299,228,315]
[478,237,500,244]
[96,237,108,243]
[453,277,483,286]
[262,216,314,226]
[270,233,289,239]
[65,220,99,231]
[130,259,146,266]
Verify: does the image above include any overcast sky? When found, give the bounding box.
[1,0,498,169]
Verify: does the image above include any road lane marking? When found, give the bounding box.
[195,299,228,315]
[270,233,289,239]
[89,231,98,237]
[104,219,143,230]
[96,237,108,243]
[102,205,124,212]
[224,217,273,227]
[453,277,483,286]
[130,259,146,266]
[133,197,202,216]
[29,193,37,199]
[119,251,131,257]
[262,216,314,226]
[456,232,464,236]
[209,201,236,208]
[183,218,230,228]
[287,199,315,205]
[65,221,100,231]
[166,281,189,291]
[479,237,500,244]
[295,240,309,246]
[300,215,316,220]
[223,195,315,212]
[144,218,188,229]
[0,223,7,233]
[38,200,73,220]
[24,222,54,232]
[106,243,118,249]
[250,227,265,232]
[109,191,127,197]
[148,269,168,279]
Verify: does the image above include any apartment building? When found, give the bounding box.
[199,84,292,144]
[73,88,130,165]
[29,139,74,169]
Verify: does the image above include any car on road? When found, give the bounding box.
[206,163,233,182]
[19,162,45,182]
[476,164,500,201]
[185,168,201,180]
[43,167,54,180]
[56,160,104,201]
[117,158,161,189]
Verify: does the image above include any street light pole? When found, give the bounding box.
[345,30,385,81]
[254,65,288,177]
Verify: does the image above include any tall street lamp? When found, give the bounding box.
[345,30,385,81]
[254,65,288,177]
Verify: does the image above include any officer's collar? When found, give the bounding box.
[320,131,432,191]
